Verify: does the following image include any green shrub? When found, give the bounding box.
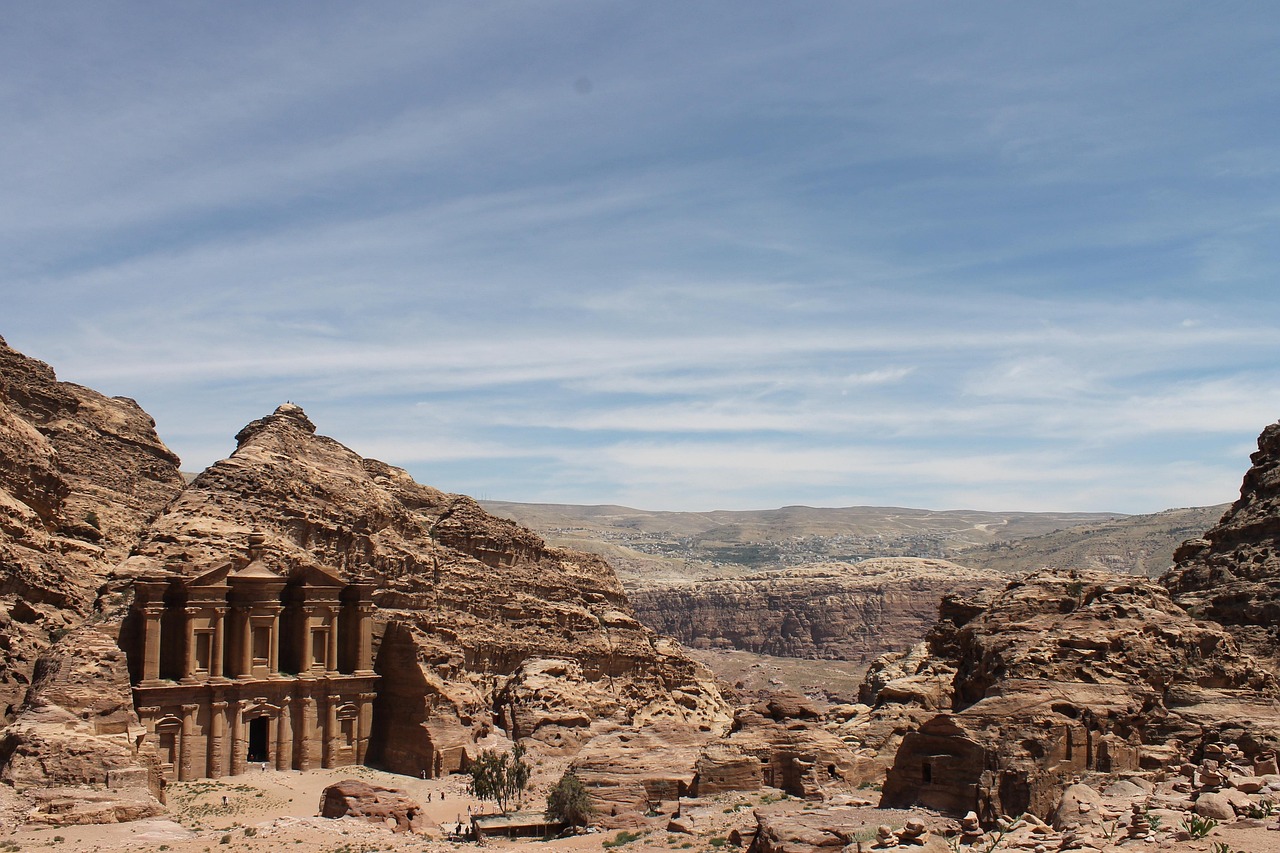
[1181,814,1217,839]
[603,830,644,848]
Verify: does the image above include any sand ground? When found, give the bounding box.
[9,764,1280,853]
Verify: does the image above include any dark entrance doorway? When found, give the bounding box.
[247,716,270,764]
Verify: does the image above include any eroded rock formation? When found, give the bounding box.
[874,571,1280,823]
[1164,420,1280,668]
[630,559,1001,661]
[319,778,425,833]
[0,335,184,719]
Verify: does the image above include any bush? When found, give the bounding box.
[546,771,594,827]
[602,830,644,848]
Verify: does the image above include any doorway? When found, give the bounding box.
[247,716,270,764]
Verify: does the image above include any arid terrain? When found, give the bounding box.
[4,334,1280,853]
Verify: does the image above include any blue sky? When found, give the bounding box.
[3,2,1279,513]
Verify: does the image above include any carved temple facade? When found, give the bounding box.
[123,535,379,782]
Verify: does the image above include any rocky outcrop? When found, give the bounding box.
[875,570,1280,823]
[1164,420,1280,668]
[0,624,164,824]
[631,559,1002,661]
[319,779,425,833]
[122,404,729,786]
[694,700,866,800]
[0,336,184,719]
[748,806,951,853]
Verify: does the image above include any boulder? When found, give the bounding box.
[319,779,424,833]
[1193,790,1236,822]
[1052,784,1104,830]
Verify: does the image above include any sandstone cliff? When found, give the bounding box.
[1164,420,1280,668]
[121,404,730,781]
[0,335,184,718]
[631,559,1001,661]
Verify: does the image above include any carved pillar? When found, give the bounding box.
[325,607,339,673]
[357,691,377,764]
[179,703,199,781]
[299,606,316,672]
[230,700,246,776]
[208,700,227,778]
[298,696,314,771]
[238,607,253,679]
[267,606,282,677]
[210,607,226,679]
[357,604,374,674]
[322,695,339,768]
[276,696,294,771]
[141,605,164,684]
[181,608,200,683]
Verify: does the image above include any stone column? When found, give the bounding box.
[210,607,226,679]
[179,703,199,781]
[276,697,293,771]
[230,700,246,776]
[322,695,339,768]
[238,607,253,679]
[325,607,339,673]
[356,604,375,674]
[208,700,228,778]
[299,606,316,672]
[141,605,164,684]
[181,607,200,683]
[298,696,314,771]
[267,606,282,677]
[357,691,377,764]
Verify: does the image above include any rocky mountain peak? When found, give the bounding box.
[234,401,318,448]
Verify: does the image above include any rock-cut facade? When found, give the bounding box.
[121,531,378,781]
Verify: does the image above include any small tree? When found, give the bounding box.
[467,744,531,814]
[546,771,594,827]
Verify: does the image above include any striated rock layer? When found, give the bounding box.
[630,559,1002,661]
[1164,419,1280,668]
[0,336,185,719]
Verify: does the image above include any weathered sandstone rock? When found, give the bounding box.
[0,336,184,719]
[1164,419,1280,668]
[695,701,864,800]
[0,624,163,823]
[877,570,1280,823]
[319,778,425,832]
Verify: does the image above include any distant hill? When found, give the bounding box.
[480,500,1228,585]
[952,504,1228,578]
[478,501,1126,586]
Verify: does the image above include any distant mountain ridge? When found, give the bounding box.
[955,504,1228,578]
[478,500,1195,585]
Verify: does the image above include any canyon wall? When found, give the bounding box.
[631,559,1002,661]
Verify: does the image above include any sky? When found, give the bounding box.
[3,2,1279,514]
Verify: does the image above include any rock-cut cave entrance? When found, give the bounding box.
[247,716,270,764]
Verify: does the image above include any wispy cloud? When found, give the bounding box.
[2,2,1278,513]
